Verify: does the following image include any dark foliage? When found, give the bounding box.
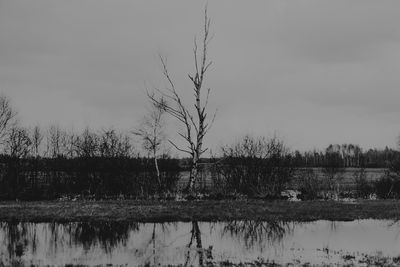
[373,154,400,199]
[0,156,181,200]
[215,136,295,197]
[374,176,400,199]
[297,168,321,200]
[353,168,373,198]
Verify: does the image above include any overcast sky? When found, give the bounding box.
[1,0,400,153]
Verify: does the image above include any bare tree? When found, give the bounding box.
[323,147,345,198]
[65,128,78,158]
[133,101,166,187]
[75,127,99,158]
[46,124,70,158]
[4,126,31,197]
[219,135,294,197]
[117,133,132,158]
[0,94,17,145]
[46,124,62,158]
[148,8,216,193]
[99,129,132,158]
[31,125,44,158]
[6,126,32,159]
[100,128,119,158]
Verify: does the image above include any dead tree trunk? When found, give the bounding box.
[133,101,166,190]
[154,147,161,187]
[148,7,216,194]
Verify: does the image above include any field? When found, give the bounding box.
[1,199,400,223]
[180,167,387,190]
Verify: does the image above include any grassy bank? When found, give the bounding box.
[1,199,400,223]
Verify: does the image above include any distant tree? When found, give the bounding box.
[0,94,17,146]
[148,8,216,193]
[4,126,32,197]
[322,146,345,197]
[29,125,44,189]
[116,133,132,158]
[46,124,68,158]
[6,126,32,158]
[100,129,120,158]
[100,128,132,158]
[63,128,77,159]
[133,101,166,187]
[75,127,99,158]
[388,135,400,176]
[31,125,44,158]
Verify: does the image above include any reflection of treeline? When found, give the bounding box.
[0,220,292,265]
[0,221,140,261]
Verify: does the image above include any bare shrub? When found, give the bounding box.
[353,168,373,198]
[217,135,294,198]
[322,150,345,198]
[297,168,321,200]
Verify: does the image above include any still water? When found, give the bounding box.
[1,219,399,266]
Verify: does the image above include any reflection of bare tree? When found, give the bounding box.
[145,223,160,266]
[184,221,213,267]
[134,222,212,266]
[222,220,291,250]
[329,221,339,233]
[134,222,174,266]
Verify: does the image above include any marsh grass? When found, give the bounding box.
[1,199,400,223]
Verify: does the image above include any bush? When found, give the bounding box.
[298,168,321,200]
[0,156,182,200]
[217,135,295,198]
[374,174,400,199]
[353,168,373,198]
[322,151,345,193]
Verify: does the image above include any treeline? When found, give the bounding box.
[0,124,182,200]
[208,137,400,200]
[2,92,400,200]
[1,125,400,200]
[292,144,399,168]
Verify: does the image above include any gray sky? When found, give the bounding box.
[1,0,400,153]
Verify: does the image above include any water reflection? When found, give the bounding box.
[183,221,213,267]
[1,222,37,261]
[0,219,400,266]
[69,221,139,253]
[222,220,291,250]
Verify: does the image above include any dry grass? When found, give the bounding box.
[1,199,400,223]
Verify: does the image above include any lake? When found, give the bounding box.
[1,219,399,266]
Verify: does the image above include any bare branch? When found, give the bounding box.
[146,7,216,193]
[168,140,192,155]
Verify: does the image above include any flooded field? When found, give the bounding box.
[1,219,400,266]
[180,168,387,190]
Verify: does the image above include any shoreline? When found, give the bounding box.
[1,199,400,223]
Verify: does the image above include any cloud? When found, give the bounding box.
[1,0,400,151]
